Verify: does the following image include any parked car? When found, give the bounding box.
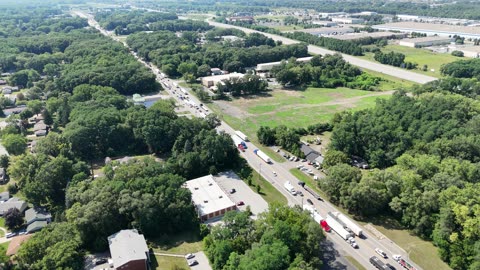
[297,181,305,186]
[5,232,16,239]
[94,258,108,265]
[188,260,198,266]
[375,248,387,258]
[306,199,313,205]
[229,189,236,194]
[237,201,244,206]
[185,253,195,259]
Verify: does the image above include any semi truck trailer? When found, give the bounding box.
[331,212,363,237]
[231,135,247,149]
[235,130,249,141]
[326,215,352,240]
[254,149,271,163]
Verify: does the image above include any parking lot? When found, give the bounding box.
[214,171,268,219]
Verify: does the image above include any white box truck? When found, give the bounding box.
[235,130,249,141]
[284,181,296,195]
[332,212,363,237]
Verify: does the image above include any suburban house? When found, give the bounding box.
[28,114,44,125]
[108,229,150,270]
[0,80,7,85]
[210,68,224,76]
[0,197,27,215]
[25,207,52,233]
[300,144,324,166]
[33,120,49,137]
[2,105,27,117]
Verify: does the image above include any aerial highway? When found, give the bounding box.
[73,10,423,270]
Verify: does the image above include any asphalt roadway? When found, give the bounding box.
[73,10,423,270]
[207,20,437,85]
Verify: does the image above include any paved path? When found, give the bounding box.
[206,20,437,85]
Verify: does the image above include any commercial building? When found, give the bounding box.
[332,17,365,24]
[333,31,407,41]
[256,56,313,72]
[373,22,480,39]
[108,229,150,270]
[201,72,244,88]
[185,174,237,222]
[452,46,480,58]
[297,27,354,37]
[226,16,254,23]
[399,36,453,48]
[319,12,348,18]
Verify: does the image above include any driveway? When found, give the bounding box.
[214,171,269,219]
[190,251,212,270]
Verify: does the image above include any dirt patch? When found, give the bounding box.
[214,100,253,119]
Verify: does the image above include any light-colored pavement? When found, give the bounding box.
[206,20,437,85]
[73,11,421,270]
[190,251,212,270]
[214,171,269,219]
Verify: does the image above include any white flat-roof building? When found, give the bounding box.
[201,72,244,88]
[297,27,354,37]
[256,56,313,72]
[373,22,480,39]
[399,36,453,48]
[333,31,407,41]
[332,17,364,24]
[319,12,348,18]
[186,175,237,221]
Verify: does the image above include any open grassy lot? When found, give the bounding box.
[153,255,189,270]
[150,231,203,255]
[361,44,458,78]
[212,87,391,147]
[249,168,288,205]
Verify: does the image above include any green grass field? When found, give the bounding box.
[361,44,458,78]
[249,168,288,205]
[153,255,189,270]
[212,87,391,147]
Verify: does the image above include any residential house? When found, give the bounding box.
[33,120,49,137]
[108,229,150,270]
[25,207,52,233]
[300,144,321,163]
[2,105,27,117]
[0,197,27,215]
[0,80,7,85]
[28,114,44,125]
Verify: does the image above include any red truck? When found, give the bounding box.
[320,220,331,232]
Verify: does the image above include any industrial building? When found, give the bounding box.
[332,17,364,24]
[450,46,480,58]
[297,27,354,37]
[186,174,237,221]
[399,36,453,48]
[333,31,407,41]
[201,72,244,88]
[373,22,480,39]
[256,56,313,72]
[319,12,347,18]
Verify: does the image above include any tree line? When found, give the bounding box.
[94,9,178,34]
[271,54,380,90]
[373,51,417,70]
[441,58,480,79]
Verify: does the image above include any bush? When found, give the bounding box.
[451,50,464,57]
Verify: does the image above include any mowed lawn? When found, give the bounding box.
[213,87,391,144]
[361,44,459,78]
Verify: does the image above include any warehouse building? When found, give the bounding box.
[186,175,237,222]
[201,72,244,88]
[399,36,453,48]
[333,31,407,41]
[332,17,364,24]
[256,56,313,72]
[451,46,480,58]
[373,22,480,39]
[297,27,354,37]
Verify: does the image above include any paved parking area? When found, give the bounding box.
[190,251,212,270]
[214,171,268,219]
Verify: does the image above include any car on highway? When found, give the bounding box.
[297,181,305,186]
[185,253,195,259]
[229,189,236,194]
[375,248,388,258]
[237,201,244,206]
[296,191,303,196]
[392,254,401,261]
[386,263,396,270]
[273,171,277,176]
[187,260,198,266]
[306,199,313,205]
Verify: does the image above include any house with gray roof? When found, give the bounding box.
[300,144,321,162]
[25,207,51,226]
[0,191,9,202]
[0,197,27,215]
[108,229,150,270]
[27,221,48,234]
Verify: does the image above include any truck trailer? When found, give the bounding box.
[369,256,390,270]
[254,149,271,163]
[284,181,296,195]
[325,215,352,240]
[331,212,363,237]
[235,130,249,141]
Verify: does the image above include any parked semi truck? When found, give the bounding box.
[331,212,363,237]
[326,215,352,240]
[235,130,249,141]
[254,149,271,163]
